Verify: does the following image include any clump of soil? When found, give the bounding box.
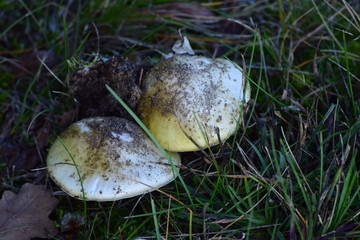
[69,56,142,120]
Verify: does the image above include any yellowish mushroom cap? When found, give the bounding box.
[138,55,250,152]
[47,117,180,201]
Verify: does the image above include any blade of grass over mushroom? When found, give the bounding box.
[106,85,194,211]
[106,86,167,157]
[106,86,181,175]
[56,136,87,235]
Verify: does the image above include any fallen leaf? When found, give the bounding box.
[0,183,59,240]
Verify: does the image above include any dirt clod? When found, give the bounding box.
[69,56,142,120]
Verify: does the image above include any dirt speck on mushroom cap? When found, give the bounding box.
[138,55,249,152]
[46,117,180,201]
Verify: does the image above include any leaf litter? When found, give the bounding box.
[0,183,59,240]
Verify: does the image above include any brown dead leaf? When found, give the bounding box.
[0,183,59,240]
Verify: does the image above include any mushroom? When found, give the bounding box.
[46,117,180,201]
[137,54,250,152]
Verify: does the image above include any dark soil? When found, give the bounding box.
[69,56,142,121]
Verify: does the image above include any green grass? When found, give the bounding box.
[1,0,360,239]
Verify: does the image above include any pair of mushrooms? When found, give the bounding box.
[47,40,250,201]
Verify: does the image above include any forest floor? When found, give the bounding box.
[1,1,360,239]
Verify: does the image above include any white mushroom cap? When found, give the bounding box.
[46,117,181,201]
[138,55,250,152]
